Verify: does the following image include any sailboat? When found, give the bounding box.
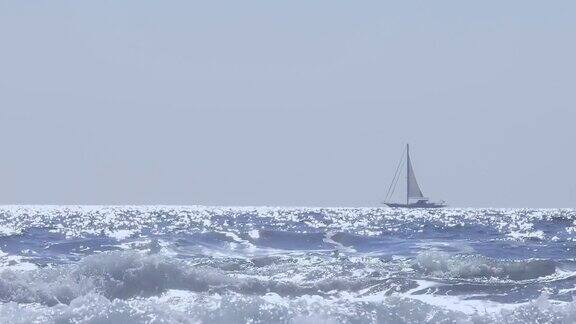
[384,144,447,208]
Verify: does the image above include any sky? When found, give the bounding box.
[0,1,575,207]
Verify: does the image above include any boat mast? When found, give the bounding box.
[406,143,410,205]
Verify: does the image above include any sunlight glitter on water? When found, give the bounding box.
[1,206,576,323]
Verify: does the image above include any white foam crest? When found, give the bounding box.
[0,249,38,272]
[4,288,576,324]
[414,251,559,282]
[0,251,398,307]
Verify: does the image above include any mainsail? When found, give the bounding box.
[406,150,424,199]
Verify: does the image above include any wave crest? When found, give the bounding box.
[413,252,557,281]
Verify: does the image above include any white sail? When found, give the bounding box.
[407,151,424,199]
[384,144,446,208]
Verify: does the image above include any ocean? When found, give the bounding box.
[1,206,575,323]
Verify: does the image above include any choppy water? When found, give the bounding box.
[1,206,576,323]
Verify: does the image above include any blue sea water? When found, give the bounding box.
[1,206,576,323]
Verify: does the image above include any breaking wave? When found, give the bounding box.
[414,251,558,281]
[2,251,576,323]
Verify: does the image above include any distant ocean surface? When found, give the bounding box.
[1,206,576,323]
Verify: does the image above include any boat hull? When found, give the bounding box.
[384,202,447,209]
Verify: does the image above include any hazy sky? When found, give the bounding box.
[0,1,575,207]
